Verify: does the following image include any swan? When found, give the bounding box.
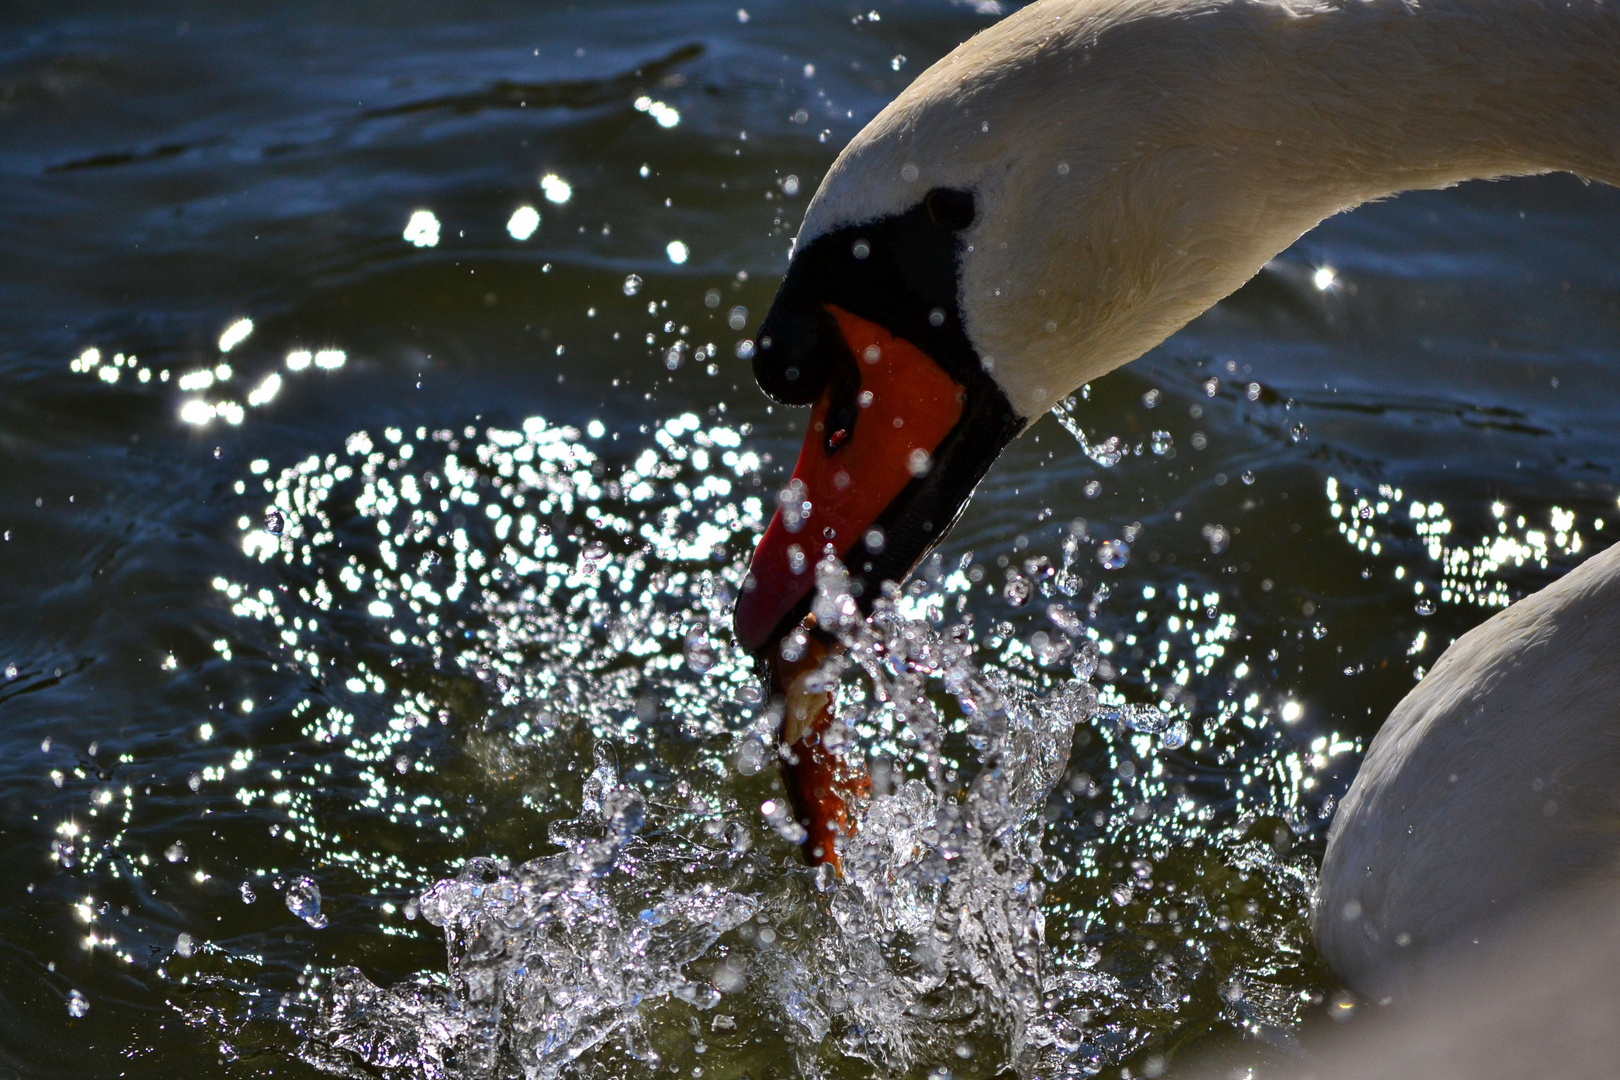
[729,0,1620,995]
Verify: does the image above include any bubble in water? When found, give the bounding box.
[1149,431,1173,455]
[164,841,187,863]
[683,631,716,674]
[734,738,768,776]
[264,508,285,536]
[175,932,194,958]
[1003,573,1032,606]
[760,798,807,845]
[67,989,89,1018]
[240,881,257,904]
[778,626,809,664]
[286,876,329,928]
[1048,603,1082,636]
[622,274,643,297]
[1290,422,1308,443]
[1096,540,1130,570]
[1415,598,1436,616]
[778,478,810,534]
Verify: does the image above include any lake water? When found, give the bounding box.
[3,2,1619,1077]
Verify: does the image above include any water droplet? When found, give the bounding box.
[1161,720,1191,750]
[1096,539,1130,570]
[1290,422,1308,443]
[165,841,187,863]
[622,274,643,296]
[735,738,767,777]
[683,631,716,674]
[1415,598,1436,616]
[1072,639,1099,680]
[285,876,328,928]
[1149,431,1173,455]
[67,989,89,1018]
[240,881,257,904]
[778,627,809,664]
[1048,604,1082,636]
[1002,573,1032,606]
[175,932,194,958]
[263,508,285,536]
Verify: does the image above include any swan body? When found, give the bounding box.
[1315,540,1620,995]
[735,0,1620,994]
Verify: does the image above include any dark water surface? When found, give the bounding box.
[4,2,1620,1077]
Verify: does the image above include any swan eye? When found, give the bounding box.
[924,188,975,231]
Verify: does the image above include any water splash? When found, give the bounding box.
[1050,397,1125,469]
[287,877,329,929]
[105,394,1338,1078]
[300,552,1100,1079]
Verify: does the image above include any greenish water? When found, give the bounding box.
[3,2,1619,1077]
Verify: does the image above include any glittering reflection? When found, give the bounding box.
[1324,476,1605,673]
[56,336,1349,1077]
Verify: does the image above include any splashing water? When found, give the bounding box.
[299,542,1100,1079]
[287,876,329,929]
[106,388,1338,1079]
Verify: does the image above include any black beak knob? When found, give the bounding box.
[753,303,838,405]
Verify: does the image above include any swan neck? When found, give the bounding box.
[1281,0,1620,192]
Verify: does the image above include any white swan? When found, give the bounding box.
[731,0,1620,995]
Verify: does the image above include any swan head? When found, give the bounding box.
[731,0,1351,655]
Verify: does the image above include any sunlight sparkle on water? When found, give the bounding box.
[402,210,440,248]
[634,95,682,128]
[61,333,1370,1077]
[218,318,254,353]
[507,205,541,240]
[540,173,573,204]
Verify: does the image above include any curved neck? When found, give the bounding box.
[1240,0,1620,198]
[949,0,1620,415]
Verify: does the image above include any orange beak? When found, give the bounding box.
[733,305,966,654]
